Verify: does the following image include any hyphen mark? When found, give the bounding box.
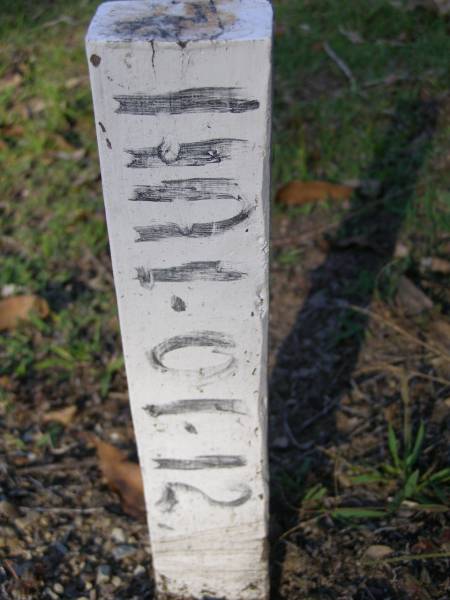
[126,138,246,168]
[148,331,236,379]
[114,87,259,115]
[134,207,252,242]
[170,295,186,312]
[136,261,246,290]
[154,455,246,470]
[130,178,238,203]
[156,482,252,513]
[143,399,244,417]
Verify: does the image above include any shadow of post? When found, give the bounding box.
[268,97,439,598]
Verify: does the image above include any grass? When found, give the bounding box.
[1,0,449,385]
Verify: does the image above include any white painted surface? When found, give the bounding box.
[86,1,272,597]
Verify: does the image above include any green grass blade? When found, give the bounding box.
[331,507,387,520]
[428,468,450,484]
[406,421,425,470]
[404,470,420,499]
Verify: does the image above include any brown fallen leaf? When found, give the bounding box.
[429,319,450,352]
[396,276,433,315]
[421,256,450,274]
[42,405,77,427]
[0,295,49,331]
[2,124,25,138]
[276,180,353,207]
[0,72,22,92]
[88,435,145,520]
[430,397,450,424]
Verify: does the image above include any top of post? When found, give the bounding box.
[86,0,272,45]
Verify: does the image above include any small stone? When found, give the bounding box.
[271,435,289,449]
[394,241,409,258]
[53,583,64,594]
[0,500,20,520]
[133,565,146,576]
[44,589,58,600]
[96,564,111,584]
[112,544,136,560]
[112,576,122,588]
[364,544,393,560]
[111,527,126,543]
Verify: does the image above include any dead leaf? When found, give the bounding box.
[336,410,360,434]
[16,98,47,119]
[0,295,49,331]
[2,124,25,138]
[42,405,77,427]
[421,256,450,274]
[363,544,394,560]
[0,72,22,92]
[89,435,145,520]
[430,397,450,424]
[396,276,433,315]
[429,319,450,352]
[276,180,353,207]
[64,76,88,89]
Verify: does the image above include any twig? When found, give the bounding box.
[323,42,356,87]
[283,398,339,451]
[363,551,450,566]
[357,364,450,388]
[345,304,450,364]
[3,560,18,580]
[19,506,104,514]
[15,458,97,474]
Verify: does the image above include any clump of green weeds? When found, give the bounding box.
[294,370,450,526]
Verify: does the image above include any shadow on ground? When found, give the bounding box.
[268,96,439,598]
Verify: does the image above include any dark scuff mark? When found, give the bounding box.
[130,178,237,202]
[184,422,197,434]
[134,205,252,242]
[171,295,186,312]
[150,40,156,72]
[154,455,246,470]
[143,398,244,417]
[157,523,175,531]
[156,482,252,513]
[98,121,106,133]
[113,1,231,45]
[106,138,112,149]
[136,261,246,286]
[135,266,153,290]
[148,331,236,378]
[114,88,259,115]
[90,54,101,67]
[126,138,246,168]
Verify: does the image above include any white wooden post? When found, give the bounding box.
[86,1,272,598]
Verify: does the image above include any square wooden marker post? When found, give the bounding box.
[86,1,272,597]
